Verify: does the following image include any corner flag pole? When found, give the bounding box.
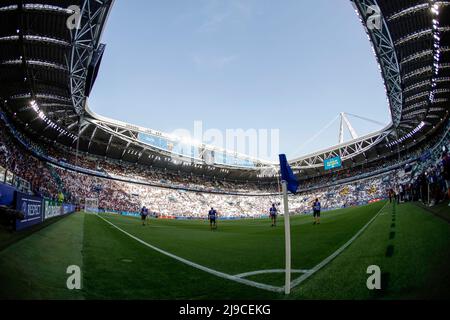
[279,154,298,295]
[282,180,291,295]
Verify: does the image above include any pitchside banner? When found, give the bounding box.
[63,203,76,215]
[44,199,62,219]
[44,199,76,220]
[15,192,43,231]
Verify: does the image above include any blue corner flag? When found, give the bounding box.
[279,154,299,194]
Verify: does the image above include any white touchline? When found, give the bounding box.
[96,202,389,294]
[96,214,285,293]
[289,201,390,289]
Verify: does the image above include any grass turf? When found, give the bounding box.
[0,200,448,300]
[0,214,70,252]
[288,202,450,299]
[0,213,84,300]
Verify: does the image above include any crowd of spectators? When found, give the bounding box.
[298,129,449,191]
[0,121,59,199]
[403,138,450,207]
[41,143,276,194]
[122,172,396,218]
[381,122,450,208]
[0,117,401,217]
[1,114,449,218]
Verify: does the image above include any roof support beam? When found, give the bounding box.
[88,127,98,151]
[68,0,115,115]
[121,142,131,159]
[352,0,402,129]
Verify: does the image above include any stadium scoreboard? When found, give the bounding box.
[324,156,342,170]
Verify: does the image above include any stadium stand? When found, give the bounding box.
[1,112,448,218]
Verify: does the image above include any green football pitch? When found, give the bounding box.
[0,200,449,300]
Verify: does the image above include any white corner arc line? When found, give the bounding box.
[289,201,390,290]
[96,214,284,293]
[235,269,310,279]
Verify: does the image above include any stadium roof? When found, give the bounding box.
[0,0,112,142]
[0,0,449,180]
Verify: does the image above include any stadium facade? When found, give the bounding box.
[0,0,449,184]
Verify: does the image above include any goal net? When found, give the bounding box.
[85,198,99,214]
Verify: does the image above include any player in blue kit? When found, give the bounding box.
[312,199,321,225]
[269,203,278,227]
[140,206,149,226]
[208,207,218,231]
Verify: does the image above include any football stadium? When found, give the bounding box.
[0,0,449,305]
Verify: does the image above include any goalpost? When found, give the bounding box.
[85,198,99,214]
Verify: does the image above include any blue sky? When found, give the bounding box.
[89,0,390,161]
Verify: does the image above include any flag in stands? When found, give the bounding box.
[279,154,299,194]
